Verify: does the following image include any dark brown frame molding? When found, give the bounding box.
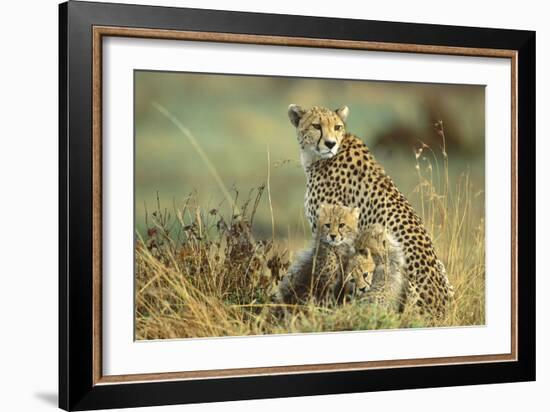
[92,26,518,385]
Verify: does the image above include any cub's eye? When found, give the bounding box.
[312,124,321,130]
[334,124,343,131]
[338,223,345,228]
[324,223,331,228]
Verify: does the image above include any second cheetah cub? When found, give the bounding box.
[354,223,407,311]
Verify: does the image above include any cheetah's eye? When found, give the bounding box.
[324,223,331,228]
[334,124,343,131]
[338,223,345,228]
[312,124,321,130]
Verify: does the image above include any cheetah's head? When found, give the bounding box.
[349,251,376,294]
[288,105,349,168]
[317,203,359,247]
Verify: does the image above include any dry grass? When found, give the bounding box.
[408,121,485,327]
[135,112,484,340]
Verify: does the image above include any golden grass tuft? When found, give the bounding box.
[135,172,484,339]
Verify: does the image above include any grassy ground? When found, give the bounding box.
[135,117,485,340]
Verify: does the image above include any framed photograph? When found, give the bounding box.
[59,1,535,410]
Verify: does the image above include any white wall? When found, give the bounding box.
[0,0,546,411]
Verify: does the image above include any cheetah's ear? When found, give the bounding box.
[318,203,330,219]
[288,104,306,127]
[335,106,349,122]
[351,207,360,220]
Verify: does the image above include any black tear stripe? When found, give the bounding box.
[316,128,323,151]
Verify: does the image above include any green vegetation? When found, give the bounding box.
[135,71,484,245]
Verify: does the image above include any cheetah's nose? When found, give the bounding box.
[330,234,336,240]
[325,140,336,149]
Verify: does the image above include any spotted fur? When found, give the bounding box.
[277,204,374,304]
[355,223,407,311]
[288,105,453,316]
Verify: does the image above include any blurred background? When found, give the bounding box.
[135,71,485,249]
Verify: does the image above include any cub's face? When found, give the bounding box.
[288,105,349,160]
[318,204,360,246]
[349,251,376,294]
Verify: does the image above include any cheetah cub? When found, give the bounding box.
[337,249,376,300]
[354,223,408,311]
[277,204,375,304]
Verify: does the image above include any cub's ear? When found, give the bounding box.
[288,104,306,127]
[335,106,349,122]
[351,207,360,220]
[318,203,330,218]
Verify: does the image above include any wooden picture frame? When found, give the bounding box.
[59,1,535,410]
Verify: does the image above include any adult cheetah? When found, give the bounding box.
[288,104,453,315]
